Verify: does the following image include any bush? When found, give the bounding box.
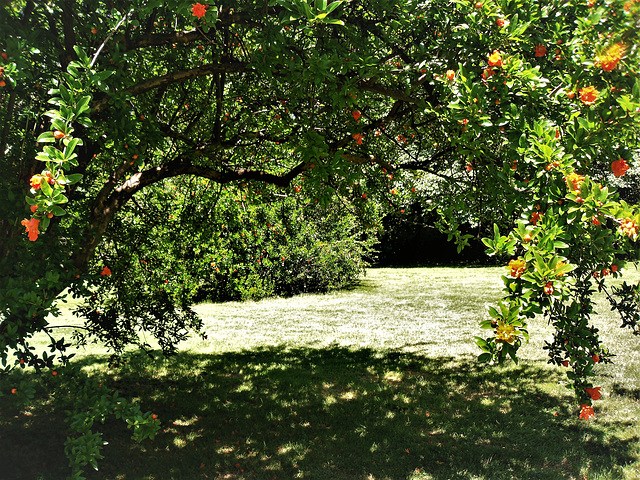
[95,179,377,312]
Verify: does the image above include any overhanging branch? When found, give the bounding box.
[73,157,309,271]
[91,61,252,114]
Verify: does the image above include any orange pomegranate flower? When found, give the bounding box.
[534,45,547,57]
[611,158,630,177]
[578,86,598,105]
[481,67,494,79]
[29,172,54,190]
[598,43,625,72]
[101,266,112,276]
[488,50,503,67]
[530,211,542,225]
[191,3,207,19]
[585,387,602,401]
[496,321,516,344]
[555,261,567,277]
[507,258,526,278]
[352,133,363,145]
[579,404,595,420]
[600,56,618,72]
[21,218,40,241]
[29,175,43,190]
[619,217,638,239]
[565,172,585,192]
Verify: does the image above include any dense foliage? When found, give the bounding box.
[2,0,640,475]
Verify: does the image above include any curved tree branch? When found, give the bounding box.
[91,61,252,114]
[73,157,310,271]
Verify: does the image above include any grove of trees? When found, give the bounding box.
[1,0,640,474]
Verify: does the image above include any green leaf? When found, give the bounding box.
[52,193,69,204]
[59,83,72,103]
[64,138,80,158]
[66,173,83,184]
[301,1,313,20]
[75,96,92,117]
[478,352,492,363]
[51,206,67,216]
[73,46,90,67]
[40,179,53,196]
[326,0,343,13]
[37,131,56,143]
[632,77,640,100]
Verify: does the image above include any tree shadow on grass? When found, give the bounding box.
[1,346,638,480]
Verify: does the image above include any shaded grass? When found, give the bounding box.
[1,267,640,480]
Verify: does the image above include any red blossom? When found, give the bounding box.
[481,67,495,79]
[534,45,547,57]
[578,86,598,105]
[191,3,207,19]
[585,387,602,400]
[352,110,361,122]
[530,211,542,225]
[29,176,42,189]
[611,158,630,177]
[101,266,112,276]
[598,43,625,72]
[579,404,595,420]
[488,50,503,67]
[21,218,40,241]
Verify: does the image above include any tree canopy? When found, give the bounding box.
[2,0,640,418]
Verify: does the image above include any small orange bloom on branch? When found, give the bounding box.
[579,404,595,420]
[191,3,207,19]
[578,86,598,105]
[21,218,40,241]
[611,158,630,177]
[488,50,503,67]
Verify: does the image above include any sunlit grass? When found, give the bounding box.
[2,266,640,480]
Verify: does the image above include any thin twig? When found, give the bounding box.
[90,10,132,68]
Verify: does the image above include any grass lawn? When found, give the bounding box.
[1,266,640,480]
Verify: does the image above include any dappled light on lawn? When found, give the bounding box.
[3,267,640,479]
